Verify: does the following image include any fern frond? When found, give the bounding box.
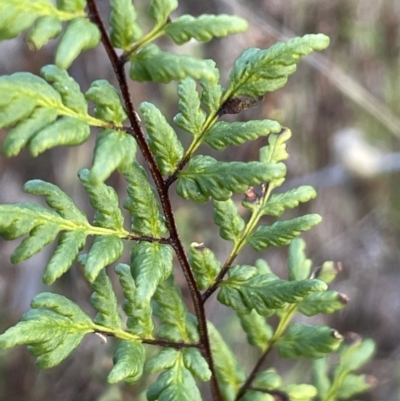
[1,68,110,157]
[0,1,99,68]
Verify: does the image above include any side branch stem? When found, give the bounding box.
[202,251,236,302]
[86,2,222,400]
[234,304,297,400]
[234,345,275,401]
[123,233,171,244]
[94,328,200,349]
[250,388,289,401]
[202,184,274,303]
[141,338,202,349]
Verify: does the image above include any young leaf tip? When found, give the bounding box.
[192,242,206,250]
[332,330,343,340]
[312,261,342,283]
[307,33,330,50]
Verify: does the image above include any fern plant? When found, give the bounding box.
[0,1,376,400]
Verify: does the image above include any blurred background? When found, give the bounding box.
[1,0,400,400]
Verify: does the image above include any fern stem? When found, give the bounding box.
[86,2,223,400]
